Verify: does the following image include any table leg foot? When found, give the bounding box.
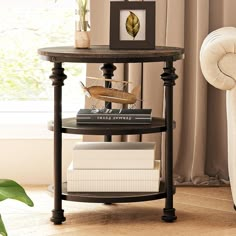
[162,208,177,222]
[51,209,66,225]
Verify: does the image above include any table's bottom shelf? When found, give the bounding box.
[58,182,171,203]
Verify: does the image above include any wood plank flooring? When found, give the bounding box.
[0,186,236,236]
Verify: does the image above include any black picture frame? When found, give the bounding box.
[109,1,155,50]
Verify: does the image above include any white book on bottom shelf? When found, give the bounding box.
[67,161,160,192]
[67,180,160,192]
[72,142,156,169]
[67,161,160,181]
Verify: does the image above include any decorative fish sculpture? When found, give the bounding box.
[80,81,141,104]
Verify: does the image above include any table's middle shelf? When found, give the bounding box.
[48,117,176,135]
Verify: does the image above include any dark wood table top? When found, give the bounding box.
[38,45,184,63]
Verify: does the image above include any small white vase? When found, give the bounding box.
[75,31,90,49]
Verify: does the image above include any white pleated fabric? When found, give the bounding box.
[200,27,236,204]
[200,27,236,90]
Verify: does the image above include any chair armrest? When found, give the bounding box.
[200,27,236,90]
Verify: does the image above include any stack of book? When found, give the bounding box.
[67,142,160,192]
[76,109,152,124]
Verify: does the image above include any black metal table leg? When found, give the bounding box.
[100,63,116,205]
[100,63,117,142]
[161,61,178,222]
[50,62,67,224]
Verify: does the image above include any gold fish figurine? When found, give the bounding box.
[80,81,141,105]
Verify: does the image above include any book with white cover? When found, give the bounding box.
[67,161,160,192]
[67,180,160,192]
[72,142,156,169]
[67,161,160,181]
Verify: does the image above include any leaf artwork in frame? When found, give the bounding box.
[126,11,140,40]
[109,1,155,49]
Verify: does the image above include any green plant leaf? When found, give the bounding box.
[0,214,7,236]
[0,180,33,207]
[126,11,140,39]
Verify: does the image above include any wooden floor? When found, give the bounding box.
[1,186,236,236]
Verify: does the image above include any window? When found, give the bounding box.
[0,0,86,138]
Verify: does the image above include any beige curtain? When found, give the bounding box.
[85,0,236,185]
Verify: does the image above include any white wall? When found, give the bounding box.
[0,138,79,185]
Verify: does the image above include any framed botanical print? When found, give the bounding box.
[109,1,156,50]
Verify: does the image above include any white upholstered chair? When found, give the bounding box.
[200,27,236,207]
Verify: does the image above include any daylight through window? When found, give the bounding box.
[0,0,85,112]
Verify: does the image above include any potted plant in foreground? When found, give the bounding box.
[0,179,33,236]
[75,0,90,48]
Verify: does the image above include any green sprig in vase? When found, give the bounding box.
[75,0,90,48]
